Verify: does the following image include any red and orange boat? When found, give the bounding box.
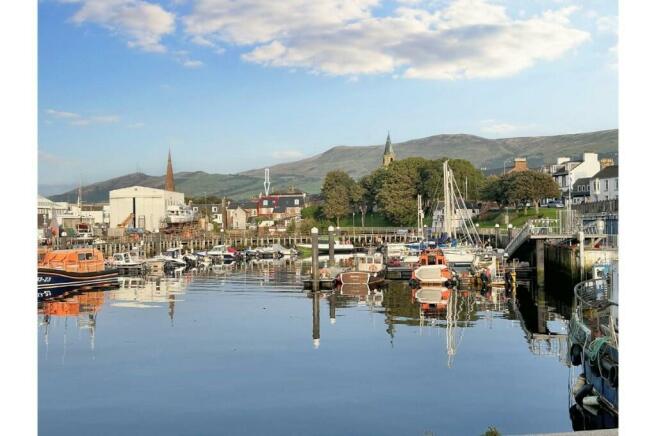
[38,248,118,300]
[410,249,455,288]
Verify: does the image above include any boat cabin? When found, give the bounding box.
[419,248,448,266]
[356,254,385,273]
[39,249,106,273]
[164,247,184,259]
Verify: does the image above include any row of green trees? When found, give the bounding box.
[320,157,485,226]
[481,171,560,213]
[319,158,562,226]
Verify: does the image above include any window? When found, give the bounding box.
[604,180,608,191]
[193,207,198,212]
[212,206,218,212]
[263,200,268,206]
[294,199,299,205]
[615,179,618,189]
[78,253,86,261]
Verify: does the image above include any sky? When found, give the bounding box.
[38,0,618,186]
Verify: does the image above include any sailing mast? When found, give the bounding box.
[441,160,482,247]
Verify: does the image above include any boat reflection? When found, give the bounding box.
[38,291,106,353]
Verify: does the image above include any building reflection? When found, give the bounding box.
[109,276,190,324]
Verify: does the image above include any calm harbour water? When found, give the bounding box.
[39,261,572,436]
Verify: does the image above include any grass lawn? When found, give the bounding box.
[475,207,559,228]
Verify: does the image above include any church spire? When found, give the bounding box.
[165,148,175,191]
[383,131,395,167]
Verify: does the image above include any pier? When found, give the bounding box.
[50,227,427,258]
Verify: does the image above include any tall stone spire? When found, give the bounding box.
[165,148,175,191]
[383,131,395,167]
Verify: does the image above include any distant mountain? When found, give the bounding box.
[241,129,618,180]
[47,129,618,202]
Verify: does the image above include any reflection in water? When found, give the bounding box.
[39,262,578,435]
[312,291,320,349]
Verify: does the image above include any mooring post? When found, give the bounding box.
[578,231,585,281]
[495,224,500,249]
[535,239,545,289]
[328,225,335,267]
[312,290,321,349]
[329,291,336,325]
[311,227,319,292]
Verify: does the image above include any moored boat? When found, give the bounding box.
[38,248,119,300]
[337,253,386,286]
[409,248,456,288]
[568,261,618,426]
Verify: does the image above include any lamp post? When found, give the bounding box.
[220,228,224,245]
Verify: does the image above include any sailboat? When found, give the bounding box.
[434,161,483,267]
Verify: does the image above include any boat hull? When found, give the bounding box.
[338,270,385,286]
[38,268,119,300]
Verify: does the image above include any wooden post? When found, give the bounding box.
[311,227,319,292]
[535,239,545,289]
[312,290,321,349]
[328,225,335,267]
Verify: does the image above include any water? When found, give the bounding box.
[39,261,573,436]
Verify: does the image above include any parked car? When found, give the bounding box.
[547,201,564,208]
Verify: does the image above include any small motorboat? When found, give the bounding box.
[205,245,235,263]
[409,248,456,288]
[337,253,386,286]
[38,248,119,300]
[108,251,147,275]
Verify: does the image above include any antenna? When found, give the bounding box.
[264,168,270,196]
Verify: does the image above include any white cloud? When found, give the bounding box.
[46,108,120,126]
[272,150,305,160]
[182,59,204,68]
[596,16,618,35]
[183,0,590,80]
[65,0,175,53]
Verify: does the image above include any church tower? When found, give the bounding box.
[383,132,395,167]
[165,148,175,191]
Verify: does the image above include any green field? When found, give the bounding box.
[474,207,559,228]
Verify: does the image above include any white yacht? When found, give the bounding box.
[165,205,197,224]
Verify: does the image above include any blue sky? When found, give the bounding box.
[38,0,617,186]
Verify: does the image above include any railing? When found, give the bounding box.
[504,221,532,255]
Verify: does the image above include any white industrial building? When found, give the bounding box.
[109,186,184,232]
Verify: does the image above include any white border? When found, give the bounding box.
[0,1,37,435]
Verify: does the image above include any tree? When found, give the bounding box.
[359,168,387,213]
[507,171,560,213]
[350,182,367,226]
[377,158,428,225]
[321,170,356,226]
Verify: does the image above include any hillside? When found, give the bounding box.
[241,129,618,180]
[47,129,618,202]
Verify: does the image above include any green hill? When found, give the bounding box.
[47,129,618,202]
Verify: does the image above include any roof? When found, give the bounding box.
[384,132,394,155]
[591,165,618,179]
[110,185,184,198]
[572,177,590,188]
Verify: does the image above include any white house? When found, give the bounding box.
[109,186,184,232]
[551,152,601,194]
[589,165,618,202]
